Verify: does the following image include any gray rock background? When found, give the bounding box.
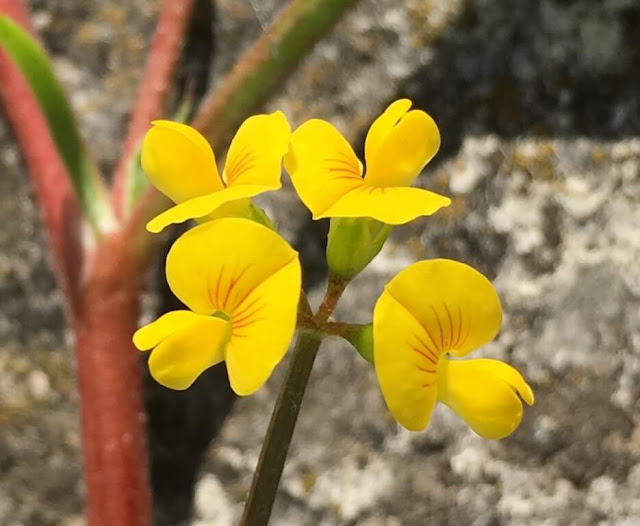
[1,0,640,524]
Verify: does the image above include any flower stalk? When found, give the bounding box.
[0,0,369,523]
[239,329,324,526]
[240,276,347,525]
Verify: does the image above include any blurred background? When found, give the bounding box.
[1,0,640,524]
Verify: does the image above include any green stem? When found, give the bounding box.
[241,276,348,524]
[240,329,324,525]
[191,0,361,150]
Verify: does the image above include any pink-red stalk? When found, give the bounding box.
[0,0,82,302]
[0,1,193,523]
[111,0,195,216]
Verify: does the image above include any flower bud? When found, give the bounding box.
[326,217,392,280]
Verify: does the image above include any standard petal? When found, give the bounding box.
[364,99,412,169]
[165,218,299,315]
[381,259,502,357]
[223,111,290,187]
[225,257,301,395]
[133,310,201,350]
[364,108,441,188]
[374,289,442,431]
[319,184,450,224]
[437,358,533,439]
[146,183,275,233]
[285,119,364,218]
[147,313,231,390]
[141,120,223,203]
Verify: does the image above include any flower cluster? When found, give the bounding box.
[134,100,534,439]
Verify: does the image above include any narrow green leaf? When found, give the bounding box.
[0,15,113,232]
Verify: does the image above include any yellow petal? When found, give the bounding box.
[223,111,290,187]
[146,184,275,233]
[141,120,223,203]
[165,217,299,316]
[472,359,534,406]
[437,358,533,439]
[364,107,441,188]
[147,313,231,390]
[133,310,200,350]
[285,119,363,218]
[319,184,450,224]
[374,289,442,431]
[225,257,301,395]
[364,99,412,170]
[381,259,502,357]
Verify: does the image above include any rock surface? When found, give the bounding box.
[1,0,640,524]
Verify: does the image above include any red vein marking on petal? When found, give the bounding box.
[329,174,363,182]
[336,150,358,164]
[363,185,387,195]
[326,157,359,170]
[429,305,445,349]
[328,168,361,179]
[207,278,216,307]
[417,366,436,374]
[232,316,265,332]
[222,266,249,310]
[232,295,261,320]
[225,149,249,184]
[413,334,439,361]
[443,302,454,350]
[412,345,437,366]
[413,333,439,360]
[227,150,256,185]
[454,305,463,348]
[459,317,471,348]
[214,265,225,307]
[419,322,441,355]
[232,331,249,339]
[422,382,434,388]
[232,302,265,328]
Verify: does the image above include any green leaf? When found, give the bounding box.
[0,15,113,232]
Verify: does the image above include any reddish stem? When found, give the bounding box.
[0,3,154,524]
[0,0,83,304]
[72,229,152,526]
[111,0,196,216]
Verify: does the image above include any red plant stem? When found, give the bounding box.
[73,229,152,526]
[0,3,154,524]
[111,0,196,216]
[0,0,34,33]
[0,0,82,303]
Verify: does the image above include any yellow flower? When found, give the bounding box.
[133,218,301,395]
[141,111,290,233]
[284,99,451,224]
[373,259,534,439]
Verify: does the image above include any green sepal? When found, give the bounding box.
[326,217,393,280]
[0,15,113,232]
[341,323,374,364]
[248,202,277,231]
